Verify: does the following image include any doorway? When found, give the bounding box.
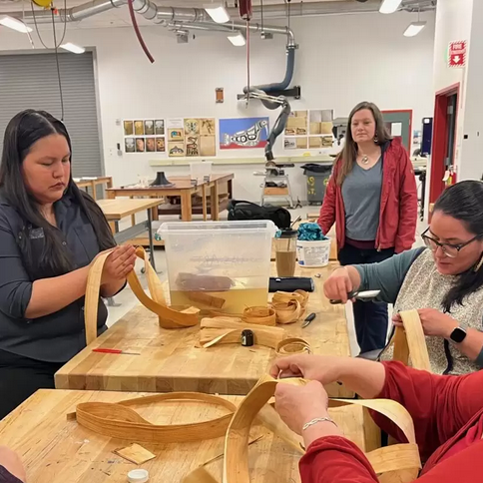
[430,84,460,204]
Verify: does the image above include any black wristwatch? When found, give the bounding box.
[450,327,467,343]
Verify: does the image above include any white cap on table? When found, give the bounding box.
[127,469,149,483]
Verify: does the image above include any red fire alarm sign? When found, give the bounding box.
[449,41,467,68]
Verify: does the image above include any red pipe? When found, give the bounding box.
[127,0,155,63]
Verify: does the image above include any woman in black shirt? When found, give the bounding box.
[0,110,136,418]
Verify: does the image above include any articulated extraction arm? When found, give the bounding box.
[247,90,291,162]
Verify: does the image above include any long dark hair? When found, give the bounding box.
[336,101,392,185]
[433,181,483,312]
[0,110,115,278]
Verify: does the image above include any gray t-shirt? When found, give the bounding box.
[342,158,382,241]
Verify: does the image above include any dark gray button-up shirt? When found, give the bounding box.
[0,195,110,363]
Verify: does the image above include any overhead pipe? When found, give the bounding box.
[5,0,126,24]
[224,0,435,19]
[4,0,435,26]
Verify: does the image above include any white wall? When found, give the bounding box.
[0,10,435,202]
[431,0,473,176]
[459,0,483,180]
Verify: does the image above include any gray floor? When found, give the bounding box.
[107,207,427,358]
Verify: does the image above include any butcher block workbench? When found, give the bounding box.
[55,263,352,397]
[0,389,377,483]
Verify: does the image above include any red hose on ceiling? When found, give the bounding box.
[127,0,155,63]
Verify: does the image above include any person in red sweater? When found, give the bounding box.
[271,354,483,482]
[318,101,418,354]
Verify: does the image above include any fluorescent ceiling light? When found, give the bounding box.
[204,4,230,24]
[379,0,403,14]
[228,32,245,47]
[403,21,427,37]
[60,42,86,54]
[0,16,32,33]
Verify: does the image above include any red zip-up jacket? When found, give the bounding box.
[318,139,418,253]
[300,361,483,482]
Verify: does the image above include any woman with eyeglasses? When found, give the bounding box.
[324,180,483,375]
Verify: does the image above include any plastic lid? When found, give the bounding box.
[127,469,149,483]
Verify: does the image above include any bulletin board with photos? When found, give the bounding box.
[123,120,166,154]
[284,109,335,150]
[167,118,217,158]
[123,118,217,158]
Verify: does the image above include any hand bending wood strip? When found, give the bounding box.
[85,247,200,345]
[222,375,419,483]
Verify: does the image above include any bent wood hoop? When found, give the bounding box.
[75,392,237,443]
[85,247,200,345]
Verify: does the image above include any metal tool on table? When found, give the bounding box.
[329,290,381,305]
[302,312,316,329]
[92,348,141,355]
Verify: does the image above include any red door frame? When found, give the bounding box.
[429,83,460,204]
[382,109,413,153]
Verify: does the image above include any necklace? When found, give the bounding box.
[361,155,370,165]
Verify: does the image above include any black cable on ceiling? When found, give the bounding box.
[51,7,65,120]
[30,0,68,120]
[260,0,264,31]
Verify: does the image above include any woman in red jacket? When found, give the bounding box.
[318,101,418,354]
[272,354,483,483]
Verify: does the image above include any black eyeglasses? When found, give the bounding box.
[421,228,479,258]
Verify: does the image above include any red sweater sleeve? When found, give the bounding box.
[318,171,337,236]
[300,436,378,483]
[372,362,483,461]
[395,149,418,253]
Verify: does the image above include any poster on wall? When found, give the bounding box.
[219,117,270,150]
[122,117,215,157]
[168,141,185,157]
[122,119,166,154]
[284,111,307,136]
[284,109,335,151]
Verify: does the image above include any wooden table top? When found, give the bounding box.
[0,388,373,483]
[56,263,351,396]
[97,198,164,220]
[108,174,234,193]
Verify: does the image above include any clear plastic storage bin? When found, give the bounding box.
[159,220,277,314]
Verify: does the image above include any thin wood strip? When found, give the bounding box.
[398,309,431,371]
[75,392,237,443]
[200,318,286,349]
[271,300,303,324]
[222,376,421,483]
[276,338,311,355]
[364,444,420,478]
[272,290,309,308]
[85,248,200,345]
[242,307,276,326]
[329,398,415,445]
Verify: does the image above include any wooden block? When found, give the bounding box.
[113,443,156,464]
